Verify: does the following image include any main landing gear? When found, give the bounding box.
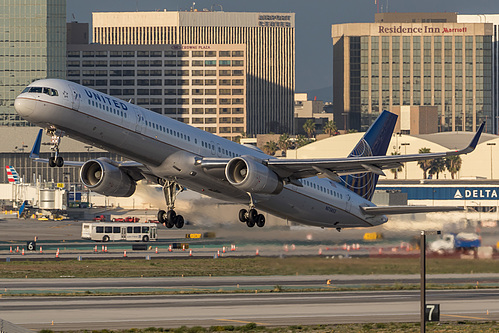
[47,129,64,168]
[157,180,185,229]
[238,193,265,228]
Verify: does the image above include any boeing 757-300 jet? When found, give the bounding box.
[14,79,484,230]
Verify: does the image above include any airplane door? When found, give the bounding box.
[216,143,222,157]
[134,107,145,133]
[69,85,80,110]
[210,141,216,155]
[345,194,352,212]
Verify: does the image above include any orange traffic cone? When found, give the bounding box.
[9,246,12,253]
[168,245,172,252]
[256,249,259,256]
[21,248,24,255]
[104,246,108,253]
[155,247,158,254]
[318,248,322,255]
[123,250,127,257]
[189,249,192,256]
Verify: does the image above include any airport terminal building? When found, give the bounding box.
[88,11,296,136]
[332,13,494,133]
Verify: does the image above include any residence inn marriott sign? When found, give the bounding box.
[331,21,493,133]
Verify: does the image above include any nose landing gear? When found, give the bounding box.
[47,129,64,168]
[157,179,185,229]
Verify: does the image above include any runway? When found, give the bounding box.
[2,289,499,331]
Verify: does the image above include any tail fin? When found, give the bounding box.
[340,110,398,201]
[5,165,20,184]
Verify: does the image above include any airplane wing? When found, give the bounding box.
[361,205,463,215]
[200,122,485,183]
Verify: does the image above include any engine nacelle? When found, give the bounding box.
[225,156,283,194]
[80,158,136,197]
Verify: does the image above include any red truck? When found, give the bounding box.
[92,215,106,222]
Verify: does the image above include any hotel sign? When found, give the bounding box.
[378,26,468,34]
[258,15,292,27]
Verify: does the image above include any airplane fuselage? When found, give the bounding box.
[15,79,387,228]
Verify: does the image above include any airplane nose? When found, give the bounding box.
[14,97,36,117]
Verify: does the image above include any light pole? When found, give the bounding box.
[487,142,496,179]
[401,142,410,179]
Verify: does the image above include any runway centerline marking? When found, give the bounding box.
[442,314,488,320]
[217,318,270,326]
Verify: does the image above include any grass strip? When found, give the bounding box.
[1,257,499,279]
[38,321,499,333]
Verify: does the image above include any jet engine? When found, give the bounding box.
[225,156,283,194]
[80,158,136,197]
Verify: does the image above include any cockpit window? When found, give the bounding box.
[26,86,58,96]
[29,87,43,93]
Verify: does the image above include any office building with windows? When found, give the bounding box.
[332,13,493,133]
[67,43,247,140]
[0,0,66,126]
[90,11,295,135]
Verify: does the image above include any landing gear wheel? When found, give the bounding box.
[174,215,184,229]
[239,209,248,223]
[166,210,176,222]
[246,219,255,228]
[158,210,166,224]
[256,214,265,228]
[142,235,149,242]
[48,156,56,167]
[55,156,64,167]
[248,209,258,223]
[166,219,175,229]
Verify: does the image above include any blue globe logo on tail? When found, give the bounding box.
[340,111,398,201]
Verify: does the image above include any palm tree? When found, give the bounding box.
[296,135,312,148]
[278,133,290,151]
[390,152,403,179]
[429,158,446,179]
[323,120,337,136]
[417,147,432,179]
[303,119,316,138]
[445,155,462,179]
[262,140,278,156]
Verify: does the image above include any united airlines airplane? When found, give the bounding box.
[14,79,484,230]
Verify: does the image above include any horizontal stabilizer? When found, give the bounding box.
[361,205,464,215]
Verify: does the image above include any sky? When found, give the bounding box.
[67,0,499,101]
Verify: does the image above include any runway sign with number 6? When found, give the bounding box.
[426,304,440,322]
[27,241,36,251]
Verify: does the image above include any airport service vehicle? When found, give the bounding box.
[81,222,157,242]
[92,215,106,222]
[112,216,140,222]
[15,79,484,231]
[429,233,481,253]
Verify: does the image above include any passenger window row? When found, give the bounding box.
[301,179,343,199]
[88,99,128,118]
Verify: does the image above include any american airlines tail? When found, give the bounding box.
[340,111,398,201]
[5,165,20,184]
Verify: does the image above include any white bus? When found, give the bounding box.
[81,222,158,242]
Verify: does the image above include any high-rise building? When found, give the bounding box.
[332,13,493,133]
[90,11,295,135]
[458,14,499,134]
[67,43,247,141]
[0,0,66,126]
